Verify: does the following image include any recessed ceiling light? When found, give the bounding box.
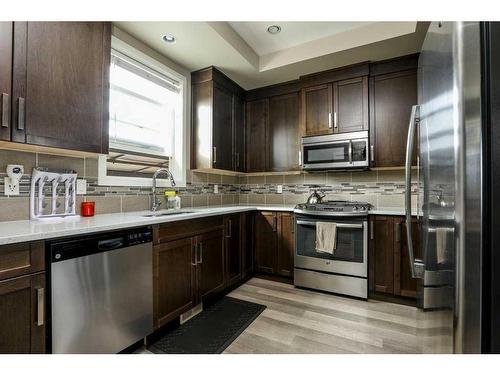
[162,34,176,44]
[267,25,281,35]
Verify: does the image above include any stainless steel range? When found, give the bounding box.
[293,200,370,299]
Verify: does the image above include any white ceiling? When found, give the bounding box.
[114,21,428,90]
[228,22,371,55]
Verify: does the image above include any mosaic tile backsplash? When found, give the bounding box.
[0,148,417,221]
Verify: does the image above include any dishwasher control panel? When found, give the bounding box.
[49,226,153,263]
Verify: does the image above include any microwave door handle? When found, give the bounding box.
[405,104,424,279]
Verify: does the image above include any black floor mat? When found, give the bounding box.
[149,297,266,354]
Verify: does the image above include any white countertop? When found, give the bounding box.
[0,204,412,246]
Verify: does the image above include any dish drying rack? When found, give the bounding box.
[30,167,79,220]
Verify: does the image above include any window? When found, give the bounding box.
[98,37,187,187]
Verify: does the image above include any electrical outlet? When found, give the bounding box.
[214,184,219,194]
[277,185,283,194]
[76,179,87,195]
[4,177,20,196]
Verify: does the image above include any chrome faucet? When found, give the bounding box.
[151,168,176,212]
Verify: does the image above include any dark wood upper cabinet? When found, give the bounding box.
[212,83,233,170]
[254,212,278,274]
[301,84,332,136]
[224,214,242,288]
[10,22,110,153]
[153,238,194,328]
[369,215,394,294]
[269,93,300,172]
[233,95,246,172]
[370,55,418,167]
[191,67,245,172]
[0,273,46,354]
[0,22,13,141]
[277,212,295,277]
[245,98,268,172]
[333,76,369,133]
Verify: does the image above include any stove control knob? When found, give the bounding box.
[353,206,358,211]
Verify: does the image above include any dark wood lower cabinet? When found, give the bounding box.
[241,213,254,279]
[0,272,45,354]
[197,229,225,302]
[277,213,295,277]
[254,212,278,274]
[369,215,421,301]
[224,214,242,288]
[254,211,295,278]
[153,238,194,329]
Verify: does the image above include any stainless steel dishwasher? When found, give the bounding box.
[48,227,153,354]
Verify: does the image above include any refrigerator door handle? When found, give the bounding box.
[405,104,424,279]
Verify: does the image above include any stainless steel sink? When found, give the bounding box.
[142,211,194,218]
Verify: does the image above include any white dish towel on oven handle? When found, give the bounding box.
[315,222,337,254]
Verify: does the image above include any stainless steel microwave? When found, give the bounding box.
[301,131,369,170]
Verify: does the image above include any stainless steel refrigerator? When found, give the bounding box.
[405,21,487,353]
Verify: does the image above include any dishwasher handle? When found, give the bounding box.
[98,238,125,251]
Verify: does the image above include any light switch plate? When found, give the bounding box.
[76,179,87,195]
[214,184,219,194]
[4,177,20,196]
[277,185,283,194]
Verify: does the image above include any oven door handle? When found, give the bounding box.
[296,220,363,229]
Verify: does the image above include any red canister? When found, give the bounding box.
[81,201,95,217]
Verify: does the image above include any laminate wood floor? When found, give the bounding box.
[223,277,453,354]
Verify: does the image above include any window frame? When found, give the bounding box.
[98,35,189,188]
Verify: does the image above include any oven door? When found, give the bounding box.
[302,138,369,170]
[295,217,367,277]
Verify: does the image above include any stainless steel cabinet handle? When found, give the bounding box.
[405,104,424,278]
[348,140,353,164]
[328,112,332,128]
[370,145,375,162]
[395,221,401,242]
[198,243,203,264]
[191,244,197,266]
[213,146,217,165]
[226,219,232,238]
[298,151,302,166]
[1,93,9,128]
[370,221,374,240]
[17,97,25,130]
[36,287,45,327]
[333,112,338,128]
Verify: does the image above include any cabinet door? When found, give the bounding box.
[11,22,110,152]
[224,214,242,288]
[233,94,246,172]
[212,83,234,170]
[368,215,394,294]
[241,213,254,278]
[333,76,368,133]
[269,93,300,171]
[277,213,295,277]
[370,70,418,167]
[394,217,421,298]
[197,229,225,302]
[0,273,45,354]
[301,84,332,136]
[153,238,195,328]
[0,22,13,141]
[254,212,278,274]
[246,98,268,172]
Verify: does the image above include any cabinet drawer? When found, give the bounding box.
[155,216,224,244]
[0,241,44,281]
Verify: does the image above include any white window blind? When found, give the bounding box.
[109,49,182,158]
